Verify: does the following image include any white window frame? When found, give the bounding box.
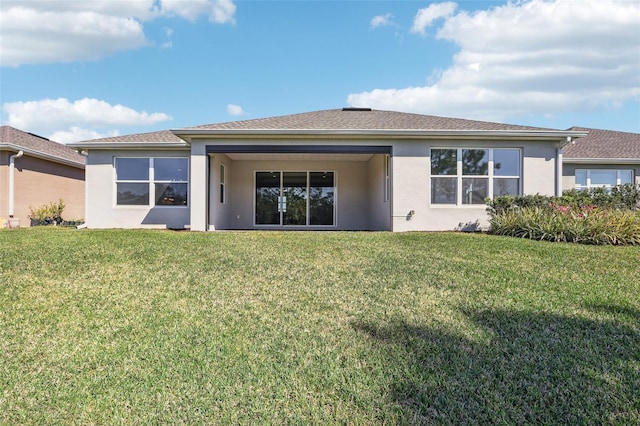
[575,169,634,191]
[430,148,522,206]
[114,157,189,208]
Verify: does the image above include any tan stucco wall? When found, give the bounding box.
[562,163,640,191]
[84,149,190,229]
[1,153,84,227]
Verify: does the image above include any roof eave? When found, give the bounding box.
[562,157,640,164]
[0,143,85,168]
[172,128,587,141]
[67,142,190,150]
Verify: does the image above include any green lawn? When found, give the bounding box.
[1,229,638,424]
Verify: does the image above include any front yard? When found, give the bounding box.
[1,229,638,423]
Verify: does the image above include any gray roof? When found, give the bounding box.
[0,126,85,167]
[563,127,640,160]
[71,108,583,148]
[184,108,555,131]
[71,129,185,145]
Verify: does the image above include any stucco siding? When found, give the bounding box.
[392,140,559,231]
[209,153,232,230]
[82,137,562,232]
[367,154,391,231]
[85,149,190,229]
[2,154,84,226]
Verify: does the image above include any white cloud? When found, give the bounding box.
[370,13,394,29]
[211,0,236,24]
[411,2,457,35]
[0,0,237,66]
[227,104,245,116]
[2,98,172,143]
[349,0,640,123]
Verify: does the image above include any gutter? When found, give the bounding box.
[8,150,24,217]
[67,142,190,150]
[562,158,640,165]
[0,143,85,169]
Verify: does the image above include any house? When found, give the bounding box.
[562,127,640,191]
[1,126,86,227]
[69,108,586,231]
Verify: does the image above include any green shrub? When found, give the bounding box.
[486,185,640,245]
[488,205,640,245]
[28,199,66,226]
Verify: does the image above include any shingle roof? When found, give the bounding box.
[0,126,85,166]
[184,108,554,131]
[563,127,640,159]
[73,129,184,144]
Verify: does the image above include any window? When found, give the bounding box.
[220,164,226,204]
[575,169,633,191]
[431,148,521,205]
[115,158,150,205]
[384,154,391,202]
[115,157,188,206]
[255,171,335,226]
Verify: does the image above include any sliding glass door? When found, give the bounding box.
[255,171,335,226]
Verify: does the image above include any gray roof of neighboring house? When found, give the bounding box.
[563,127,640,160]
[0,126,85,167]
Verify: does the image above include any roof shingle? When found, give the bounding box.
[563,127,640,159]
[0,126,85,166]
[184,108,555,131]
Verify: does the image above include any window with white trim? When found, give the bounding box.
[575,169,633,190]
[430,148,521,205]
[115,157,188,206]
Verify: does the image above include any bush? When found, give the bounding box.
[486,184,640,245]
[28,199,66,226]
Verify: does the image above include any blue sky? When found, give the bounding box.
[1,0,638,143]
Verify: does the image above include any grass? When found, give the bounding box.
[1,228,638,424]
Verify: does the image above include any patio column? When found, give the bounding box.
[190,143,208,231]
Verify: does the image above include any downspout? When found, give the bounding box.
[8,150,24,217]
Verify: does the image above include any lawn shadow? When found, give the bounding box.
[352,305,640,424]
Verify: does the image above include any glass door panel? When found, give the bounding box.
[255,171,336,227]
[282,172,307,226]
[256,172,280,225]
[309,172,334,225]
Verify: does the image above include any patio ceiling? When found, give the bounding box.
[222,153,375,161]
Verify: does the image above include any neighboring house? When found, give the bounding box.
[562,127,640,191]
[69,108,585,231]
[1,126,86,227]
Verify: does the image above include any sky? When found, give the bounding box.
[0,0,639,143]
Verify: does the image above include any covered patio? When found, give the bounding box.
[203,146,392,231]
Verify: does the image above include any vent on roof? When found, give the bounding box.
[342,107,371,112]
[27,132,50,141]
